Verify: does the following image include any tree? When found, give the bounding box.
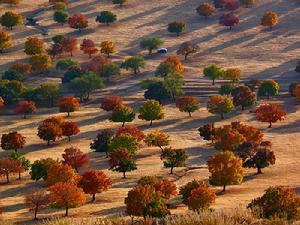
[207,151,245,192]
[8,152,29,180]
[0,97,4,109]
[42,116,65,126]
[231,86,256,110]
[140,37,163,55]
[261,11,279,29]
[176,41,199,61]
[110,105,135,127]
[81,55,111,75]
[49,182,85,216]
[54,10,69,25]
[68,13,88,32]
[102,63,120,81]
[179,179,206,204]
[96,11,117,25]
[112,0,127,7]
[225,1,240,11]
[46,163,78,186]
[29,54,52,72]
[61,121,80,141]
[30,158,57,181]
[0,157,21,183]
[109,149,137,178]
[15,100,36,118]
[56,59,77,70]
[90,129,114,157]
[0,11,23,30]
[198,124,215,142]
[121,56,145,74]
[243,142,275,174]
[0,80,25,103]
[116,125,145,142]
[144,81,170,102]
[258,80,279,99]
[163,72,185,100]
[138,100,164,126]
[100,41,116,57]
[2,0,21,5]
[247,186,300,220]
[240,0,256,7]
[47,43,63,60]
[219,13,239,30]
[155,63,176,77]
[11,63,32,76]
[144,130,170,150]
[125,184,170,218]
[1,131,26,152]
[168,20,186,36]
[295,85,300,101]
[207,95,234,119]
[231,121,264,145]
[109,134,139,154]
[37,122,62,145]
[289,82,299,97]
[62,65,82,83]
[0,31,12,53]
[186,185,216,212]
[196,3,215,18]
[100,95,124,111]
[219,84,234,95]
[3,69,23,81]
[176,96,199,117]
[58,96,80,116]
[295,62,300,73]
[52,34,64,45]
[164,56,184,73]
[161,147,188,174]
[70,72,105,101]
[61,37,78,57]
[25,190,50,220]
[24,37,45,55]
[39,83,60,107]
[62,147,89,172]
[79,170,112,201]
[80,39,98,58]
[256,103,286,128]
[53,2,67,10]
[224,68,243,83]
[203,64,224,85]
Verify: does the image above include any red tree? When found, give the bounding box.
[25,190,50,220]
[116,125,145,142]
[1,131,26,152]
[79,170,112,201]
[15,100,36,119]
[81,55,111,74]
[61,121,80,141]
[225,0,240,11]
[219,13,239,30]
[62,147,89,172]
[80,39,98,58]
[100,95,124,111]
[37,122,62,146]
[68,14,88,32]
[256,103,286,128]
[58,96,80,117]
[0,157,21,183]
[61,37,78,57]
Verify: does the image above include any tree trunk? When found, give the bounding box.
[230,26,232,30]
[34,207,38,220]
[47,140,50,146]
[269,121,272,128]
[123,171,126,179]
[122,121,125,127]
[67,111,70,117]
[70,51,73,57]
[68,136,71,142]
[65,207,69,217]
[170,167,173,174]
[159,145,163,151]
[188,112,192,117]
[212,79,215,85]
[6,172,9,183]
[184,53,188,61]
[92,193,96,201]
[134,68,137,74]
[105,151,108,158]
[24,114,26,119]
[149,49,152,55]
[257,167,262,174]
[18,171,21,180]
[150,120,153,126]
[241,105,245,111]
[222,185,226,192]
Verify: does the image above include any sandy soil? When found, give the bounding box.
[0,0,300,223]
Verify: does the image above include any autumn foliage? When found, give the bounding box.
[68,14,88,32]
[80,39,98,58]
[161,147,188,174]
[62,147,89,172]
[29,54,52,72]
[61,37,78,57]
[79,170,112,201]
[0,157,21,183]
[49,182,85,216]
[37,122,62,145]
[1,131,26,152]
[25,190,50,220]
[256,103,286,128]
[15,100,36,118]
[261,11,279,29]
[100,95,124,111]
[100,41,116,57]
[219,13,239,30]
[207,95,234,119]
[116,125,145,142]
[81,55,111,74]
[176,96,200,117]
[164,56,184,73]
[61,121,80,141]
[46,163,78,186]
[109,149,137,178]
[144,130,170,150]
[0,31,13,53]
[231,86,256,110]
[24,37,45,55]
[58,96,80,116]
[196,3,215,18]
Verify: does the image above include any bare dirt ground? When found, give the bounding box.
[0,0,300,224]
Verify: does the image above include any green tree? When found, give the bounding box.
[207,95,234,119]
[258,80,279,99]
[53,10,69,25]
[138,100,164,126]
[0,11,23,30]
[161,147,188,174]
[102,63,120,81]
[96,11,117,25]
[155,63,176,78]
[109,134,139,154]
[62,65,82,83]
[9,152,30,180]
[30,158,57,181]
[38,83,60,107]
[163,72,185,101]
[70,72,105,101]
[203,64,224,85]
[144,81,170,102]
[121,56,145,74]
[56,59,78,70]
[0,80,25,103]
[109,149,137,178]
[140,37,163,55]
[3,69,23,81]
[168,20,186,36]
[110,105,135,127]
[90,129,114,157]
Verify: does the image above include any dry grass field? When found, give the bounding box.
[0,0,300,224]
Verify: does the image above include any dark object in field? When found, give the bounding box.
[295,61,300,73]
[26,18,38,26]
[158,48,168,54]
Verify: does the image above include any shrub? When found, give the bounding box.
[140,37,163,55]
[261,11,279,29]
[256,103,286,128]
[96,11,117,25]
[196,3,215,18]
[121,56,145,74]
[168,20,186,36]
[161,147,188,174]
[219,13,239,30]
[138,100,164,126]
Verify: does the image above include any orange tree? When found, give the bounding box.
[207,151,245,192]
[62,147,89,172]
[79,169,112,201]
[58,96,80,117]
[248,186,300,220]
[24,37,45,55]
[80,39,98,58]
[61,121,80,141]
[261,11,279,29]
[46,163,79,186]
[256,103,286,128]
[37,122,62,145]
[180,179,206,204]
[68,13,88,32]
[176,96,200,117]
[144,130,170,150]
[164,56,184,73]
[49,182,85,216]
[196,3,215,18]
[1,131,26,152]
[100,95,124,111]
[207,95,234,119]
[25,190,50,220]
[15,100,36,119]
[116,125,145,142]
[0,157,21,183]
[29,54,52,72]
[161,147,188,174]
[61,37,78,57]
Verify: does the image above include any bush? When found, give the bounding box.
[96,11,117,25]
[168,20,186,36]
[219,84,234,95]
[62,66,82,83]
[3,69,23,81]
[196,3,215,18]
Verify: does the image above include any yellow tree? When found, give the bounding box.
[0,31,13,54]
[261,11,279,29]
[29,54,52,72]
[207,151,245,192]
[100,41,116,57]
